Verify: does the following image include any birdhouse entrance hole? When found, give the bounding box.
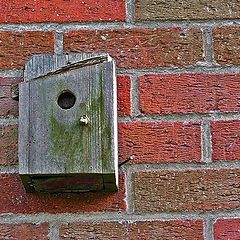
[57,90,76,109]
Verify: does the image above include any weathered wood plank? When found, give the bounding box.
[18,82,30,174]
[19,53,118,192]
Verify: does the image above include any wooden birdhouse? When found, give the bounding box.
[18,53,118,193]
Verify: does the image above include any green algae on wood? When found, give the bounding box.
[49,68,112,173]
[49,115,91,172]
[98,70,112,172]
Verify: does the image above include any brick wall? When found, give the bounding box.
[0,0,240,239]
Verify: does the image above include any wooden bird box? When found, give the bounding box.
[19,53,118,193]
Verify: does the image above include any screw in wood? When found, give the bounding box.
[80,115,90,125]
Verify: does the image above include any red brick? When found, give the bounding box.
[0,125,18,165]
[140,74,240,114]
[134,169,240,212]
[118,122,201,164]
[214,219,240,240]
[64,28,203,68]
[212,121,240,161]
[0,78,22,116]
[0,0,126,23]
[0,223,49,240]
[135,0,240,21]
[0,32,54,69]
[60,220,203,240]
[117,76,131,116]
[214,27,240,65]
[0,174,125,214]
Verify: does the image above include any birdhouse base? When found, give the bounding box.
[21,173,117,193]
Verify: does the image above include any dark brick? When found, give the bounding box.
[60,220,204,239]
[135,0,240,20]
[0,78,22,116]
[214,27,240,65]
[134,169,240,212]
[0,125,18,165]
